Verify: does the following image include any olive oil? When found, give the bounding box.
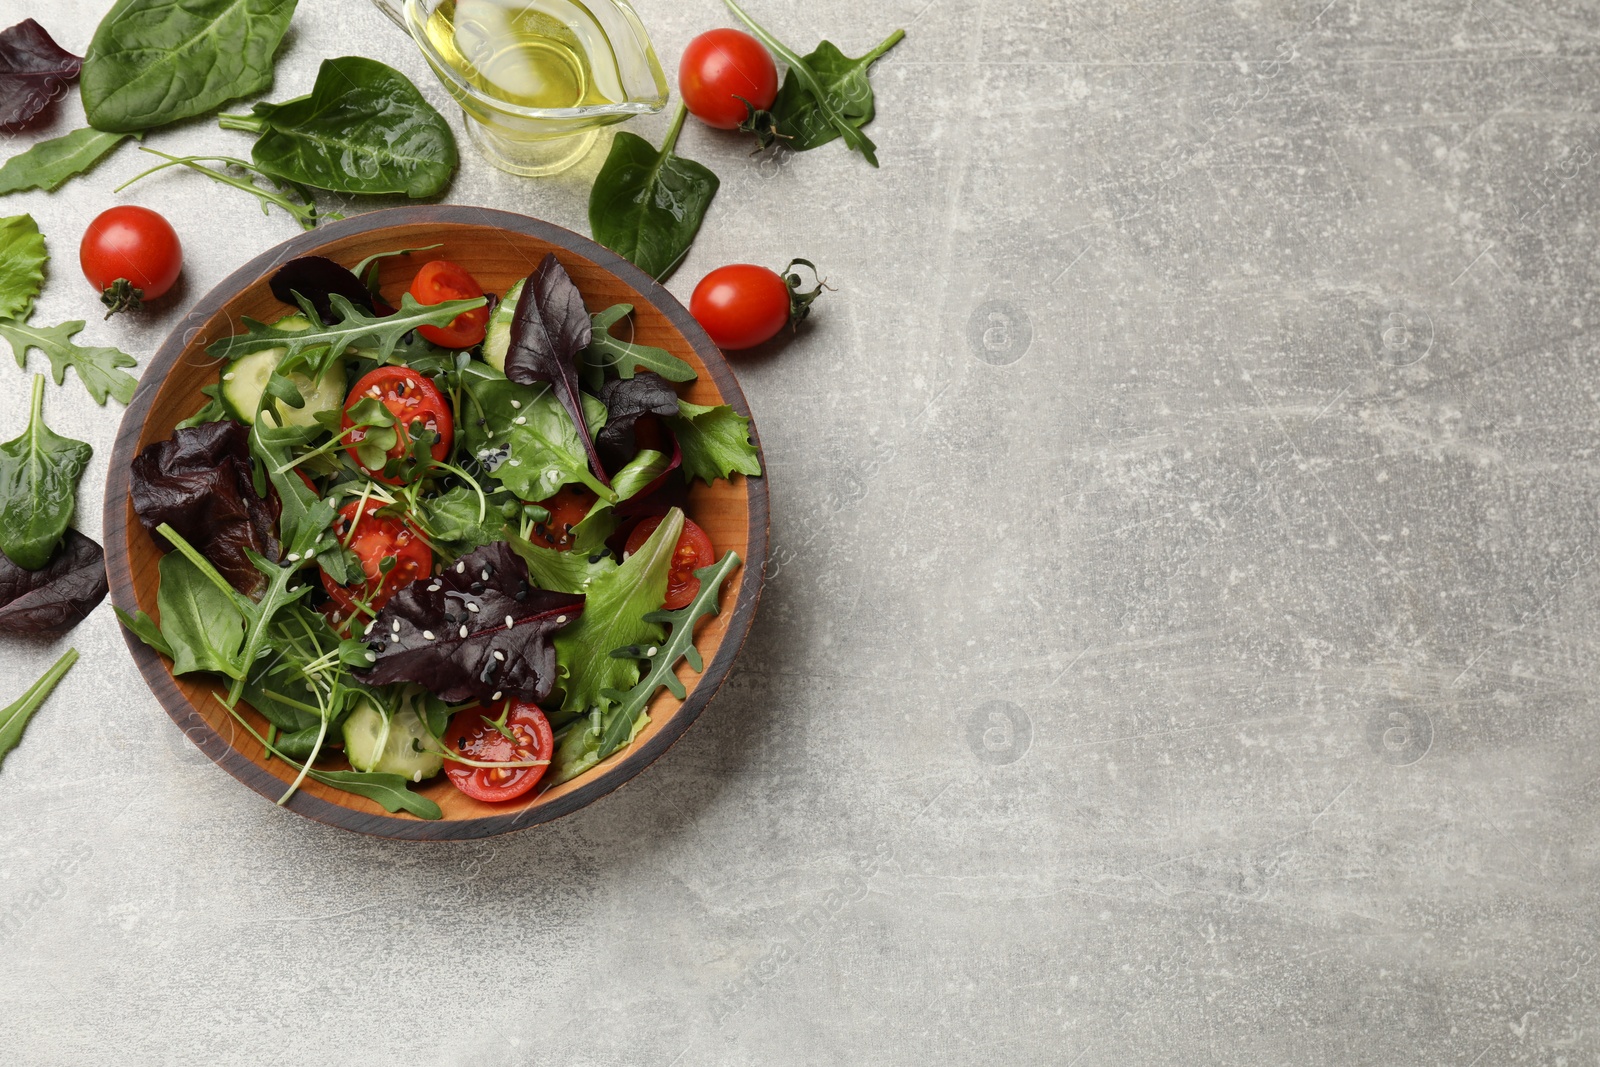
[424,0,622,110]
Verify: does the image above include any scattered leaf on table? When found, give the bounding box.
[0,128,134,195]
[0,19,81,133]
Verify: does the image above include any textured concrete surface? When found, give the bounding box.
[3,0,1600,1063]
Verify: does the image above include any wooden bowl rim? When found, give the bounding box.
[102,205,769,841]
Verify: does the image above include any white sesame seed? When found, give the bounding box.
[222,372,236,381]
[492,691,503,701]
[466,603,480,613]
[413,770,423,782]
[423,630,435,641]
[481,568,491,582]
[508,458,521,467]
[427,583,441,593]
[509,400,521,409]
[459,625,469,639]
[493,651,505,662]
[505,615,515,628]
[364,622,375,636]
[556,615,567,624]
[304,549,315,560]
[364,652,376,662]
[646,646,658,657]
[514,416,526,425]
[287,552,300,562]
[456,561,466,573]
[392,620,401,633]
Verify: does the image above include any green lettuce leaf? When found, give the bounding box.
[552,508,682,715]
[668,400,762,485]
[0,214,46,321]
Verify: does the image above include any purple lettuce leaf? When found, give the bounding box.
[0,20,80,133]
[596,371,679,474]
[130,420,281,598]
[269,255,391,324]
[0,530,107,634]
[355,542,585,705]
[503,253,610,486]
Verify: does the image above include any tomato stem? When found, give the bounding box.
[100,278,144,319]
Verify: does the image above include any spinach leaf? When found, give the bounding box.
[583,304,696,384]
[81,0,299,133]
[461,366,615,502]
[118,149,330,231]
[549,551,741,782]
[0,376,91,570]
[552,508,682,716]
[0,213,46,322]
[219,56,457,198]
[0,129,132,196]
[208,292,485,375]
[668,400,762,485]
[503,253,610,485]
[0,648,76,773]
[596,371,679,473]
[769,33,904,156]
[0,530,108,634]
[356,542,586,706]
[154,550,247,679]
[0,20,81,133]
[130,421,282,597]
[721,1,902,166]
[115,605,172,657]
[506,532,618,596]
[588,106,719,281]
[411,485,511,560]
[0,316,138,405]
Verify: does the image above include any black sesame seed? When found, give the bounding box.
[470,581,485,594]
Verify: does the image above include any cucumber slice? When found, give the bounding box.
[342,698,443,782]
[220,314,346,428]
[482,278,523,373]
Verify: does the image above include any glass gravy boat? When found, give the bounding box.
[370,0,668,177]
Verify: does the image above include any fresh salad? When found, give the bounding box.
[116,248,761,819]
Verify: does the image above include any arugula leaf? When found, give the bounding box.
[0,648,76,773]
[583,303,696,385]
[0,128,134,195]
[503,253,610,487]
[219,56,457,198]
[117,150,330,231]
[588,106,719,281]
[0,376,91,570]
[207,292,485,375]
[722,0,902,166]
[506,532,618,595]
[249,420,355,586]
[0,214,46,321]
[668,400,762,485]
[553,508,681,715]
[0,530,108,634]
[0,316,137,405]
[461,367,615,502]
[769,34,904,155]
[302,768,442,819]
[551,552,740,784]
[412,485,511,560]
[154,550,247,679]
[357,542,585,706]
[0,20,81,133]
[81,0,299,133]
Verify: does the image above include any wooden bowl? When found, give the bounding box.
[102,206,768,840]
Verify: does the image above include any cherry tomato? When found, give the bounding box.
[341,366,454,484]
[679,28,779,130]
[409,260,489,348]
[444,700,553,803]
[624,515,714,609]
[320,499,432,626]
[80,206,183,316]
[690,264,792,350]
[526,485,598,551]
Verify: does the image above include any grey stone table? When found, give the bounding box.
[4,0,1598,1063]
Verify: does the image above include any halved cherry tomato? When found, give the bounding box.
[444,700,553,803]
[320,499,432,627]
[341,366,454,484]
[679,28,779,130]
[624,515,714,609]
[527,485,597,552]
[409,260,489,348]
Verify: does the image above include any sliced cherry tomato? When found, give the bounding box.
[320,499,432,627]
[526,485,598,552]
[341,366,454,484]
[80,206,183,317]
[409,260,489,348]
[690,264,792,350]
[444,700,553,803]
[679,28,779,130]
[624,515,714,610]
